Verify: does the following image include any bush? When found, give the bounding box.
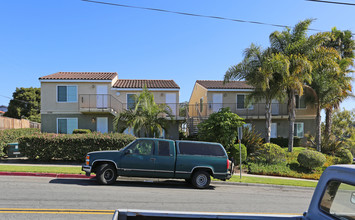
[270,137,301,148]
[252,143,285,164]
[241,126,263,155]
[72,129,91,134]
[335,148,353,164]
[228,144,247,164]
[18,132,136,161]
[297,150,326,170]
[0,128,40,157]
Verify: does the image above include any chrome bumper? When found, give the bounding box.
[82,165,92,174]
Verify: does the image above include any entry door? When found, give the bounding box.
[166,93,176,115]
[271,99,279,115]
[97,117,108,133]
[212,93,223,112]
[96,85,108,108]
[271,123,277,138]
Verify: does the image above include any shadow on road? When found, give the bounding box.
[49,178,216,190]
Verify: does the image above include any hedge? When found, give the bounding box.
[270,137,301,148]
[297,150,326,170]
[253,143,285,164]
[18,132,136,161]
[0,128,40,157]
[335,148,353,164]
[229,144,247,164]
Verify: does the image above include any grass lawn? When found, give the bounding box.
[225,175,318,188]
[0,165,85,174]
[0,164,318,187]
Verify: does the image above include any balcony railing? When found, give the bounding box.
[187,103,288,118]
[121,102,180,117]
[79,94,124,115]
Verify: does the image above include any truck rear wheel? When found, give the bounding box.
[191,171,210,189]
[96,163,117,185]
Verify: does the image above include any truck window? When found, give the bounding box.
[178,142,225,156]
[158,141,170,156]
[128,140,154,156]
[320,180,355,220]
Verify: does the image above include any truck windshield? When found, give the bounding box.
[320,180,355,220]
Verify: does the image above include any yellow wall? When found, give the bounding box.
[188,83,207,117]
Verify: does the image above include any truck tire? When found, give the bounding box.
[96,163,117,185]
[191,171,211,189]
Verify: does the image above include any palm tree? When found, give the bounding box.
[114,87,174,138]
[323,29,355,139]
[224,44,288,143]
[269,19,328,152]
[308,46,341,151]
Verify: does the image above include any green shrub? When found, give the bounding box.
[72,129,91,134]
[241,126,263,155]
[270,137,301,148]
[297,150,326,170]
[228,144,247,164]
[253,143,285,164]
[0,128,40,157]
[335,148,353,164]
[18,132,136,161]
[248,162,292,175]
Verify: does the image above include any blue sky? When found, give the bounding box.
[0,0,354,111]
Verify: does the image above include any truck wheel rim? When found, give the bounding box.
[196,174,207,187]
[104,169,114,181]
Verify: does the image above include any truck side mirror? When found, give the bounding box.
[125,149,133,155]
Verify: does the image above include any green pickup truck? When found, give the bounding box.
[82,138,233,189]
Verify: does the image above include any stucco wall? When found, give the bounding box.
[188,83,207,117]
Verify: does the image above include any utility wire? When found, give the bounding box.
[81,0,348,34]
[306,0,355,6]
[0,94,40,109]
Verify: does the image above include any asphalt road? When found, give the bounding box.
[0,176,315,220]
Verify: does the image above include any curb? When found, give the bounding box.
[0,172,95,179]
[211,180,316,190]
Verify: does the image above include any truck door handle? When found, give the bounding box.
[150,158,156,162]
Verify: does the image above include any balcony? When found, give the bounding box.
[187,102,288,119]
[79,94,124,116]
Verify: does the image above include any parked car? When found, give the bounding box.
[112,165,355,220]
[82,138,233,188]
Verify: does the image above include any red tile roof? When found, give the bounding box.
[113,79,180,89]
[39,72,117,80]
[196,80,254,89]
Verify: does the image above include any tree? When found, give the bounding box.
[4,87,41,123]
[224,44,287,143]
[197,108,244,151]
[323,28,355,139]
[113,87,174,138]
[269,19,325,152]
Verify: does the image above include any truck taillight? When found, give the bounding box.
[227,159,230,169]
[85,155,90,165]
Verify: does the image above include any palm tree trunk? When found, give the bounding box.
[315,103,322,152]
[265,100,272,143]
[288,90,296,152]
[325,107,333,139]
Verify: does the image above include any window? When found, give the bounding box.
[243,123,252,131]
[158,141,170,156]
[271,123,277,138]
[320,180,355,220]
[294,122,304,138]
[178,142,225,156]
[199,98,203,112]
[57,118,78,134]
[57,86,77,102]
[127,94,136,110]
[128,140,154,155]
[296,95,306,109]
[237,94,253,109]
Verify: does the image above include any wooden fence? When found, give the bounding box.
[0,116,41,130]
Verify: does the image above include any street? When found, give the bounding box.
[0,176,314,219]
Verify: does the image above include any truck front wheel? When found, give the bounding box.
[191,171,211,189]
[96,163,117,185]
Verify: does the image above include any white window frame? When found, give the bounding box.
[294,122,304,138]
[56,85,78,103]
[126,93,136,110]
[56,118,78,134]
[236,94,254,110]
